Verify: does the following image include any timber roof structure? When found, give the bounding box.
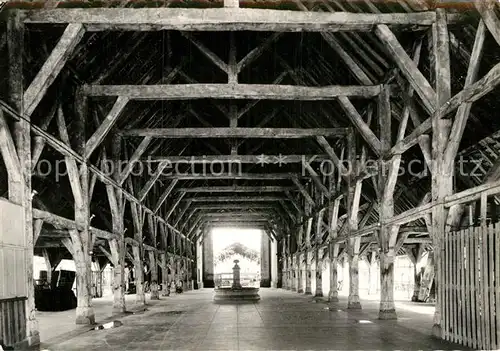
[1,0,500,264]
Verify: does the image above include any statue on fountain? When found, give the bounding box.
[213,259,260,303]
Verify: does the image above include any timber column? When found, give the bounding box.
[430,8,458,337]
[131,205,146,305]
[304,218,313,295]
[346,130,362,310]
[160,253,170,296]
[197,237,204,288]
[296,252,303,293]
[72,87,95,324]
[377,85,400,320]
[107,135,126,314]
[296,224,304,293]
[260,231,271,287]
[7,12,39,345]
[149,250,160,299]
[328,198,340,302]
[271,237,278,288]
[314,209,325,298]
[202,229,215,288]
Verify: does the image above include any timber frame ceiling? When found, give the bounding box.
[0,0,499,263]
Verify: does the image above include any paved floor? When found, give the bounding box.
[36,288,469,350]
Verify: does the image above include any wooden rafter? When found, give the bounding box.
[24,23,84,117]
[83,84,381,99]
[25,8,440,31]
[120,128,348,138]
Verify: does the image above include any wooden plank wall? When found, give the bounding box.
[0,297,27,347]
[442,224,499,349]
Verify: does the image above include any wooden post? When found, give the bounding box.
[159,234,170,295]
[131,245,145,304]
[131,204,145,305]
[281,240,288,289]
[5,12,40,346]
[431,8,452,338]
[42,249,53,285]
[291,254,297,291]
[169,255,176,291]
[376,84,401,319]
[296,253,302,293]
[346,129,362,309]
[314,209,325,298]
[328,198,341,302]
[104,137,127,313]
[57,88,95,325]
[149,250,159,299]
[405,245,425,301]
[296,223,303,293]
[304,218,313,295]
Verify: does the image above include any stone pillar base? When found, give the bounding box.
[25,333,40,348]
[271,281,277,288]
[432,324,442,338]
[328,295,339,303]
[314,291,323,298]
[75,307,96,325]
[379,309,397,320]
[347,301,362,309]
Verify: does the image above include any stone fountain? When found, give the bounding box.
[213,260,260,303]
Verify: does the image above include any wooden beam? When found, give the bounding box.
[85,97,128,159]
[120,127,348,138]
[0,109,21,183]
[32,208,119,241]
[375,24,436,114]
[291,176,315,207]
[83,84,381,99]
[154,178,179,214]
[237,33,282,73]
[165,192,186,220]
[316,136,349,180]
[118,136,153,185]
[475,0,500,47]
[302,162,329,196]
[444,20,486,167]
[180,32,228,73]
[146,154,329,163]
[184,196,286,202]
[177,186,295,193]
[24,23,84,117]
[388,118,431,156]
[25,8,438,31]
[163,173,300,180]
[138,161,169,202]
[321,32,372,85]
[437,60,500,118]
[194,204,278,210]
[338,97,382,156]
[201,212,272,217]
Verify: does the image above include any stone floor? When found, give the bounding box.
[35,288,470,350]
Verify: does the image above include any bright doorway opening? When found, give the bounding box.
[212,227,261,287]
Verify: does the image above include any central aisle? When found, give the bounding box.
[40,289,469,350]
